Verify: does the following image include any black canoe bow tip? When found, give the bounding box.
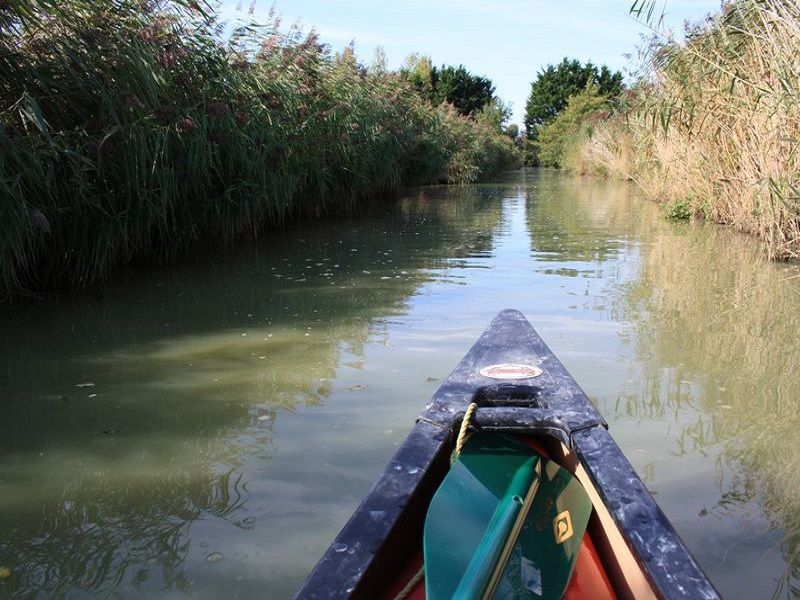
[294,310,720,600]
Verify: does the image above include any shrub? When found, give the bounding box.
[534,84,609,168]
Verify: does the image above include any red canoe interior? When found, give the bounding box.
[384,528,615,600]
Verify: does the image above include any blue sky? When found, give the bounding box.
[217,1,721,125]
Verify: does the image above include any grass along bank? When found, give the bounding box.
[0,1,520,297]
[566,0,800,260]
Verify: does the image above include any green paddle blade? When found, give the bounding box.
[423,433,593,600]
[424,433,541,600]
[494,454,593,599]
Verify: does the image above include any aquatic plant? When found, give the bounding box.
[0,0,520,296]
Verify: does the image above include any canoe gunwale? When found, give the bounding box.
[294,309,720,600]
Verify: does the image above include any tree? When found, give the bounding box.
[524,58,623,134]
[535,83,609,168]
[402,58,496,117]
[431,65,495,117]
[403,53,435,99]
[475,98,512,131]
[370,46,388,77]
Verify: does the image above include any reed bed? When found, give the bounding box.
[568,0,800,259]
[0,0,519,296]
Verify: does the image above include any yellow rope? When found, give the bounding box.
[396,402,476,599]
[455,402,478,458]
[393,565,425,600]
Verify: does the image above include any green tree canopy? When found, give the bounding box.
[475,98,512,132]
[403,57,496,117]
[535,83,609,168]
[524,58,623,135]
[432,65,495,116]
[403,53,436,99]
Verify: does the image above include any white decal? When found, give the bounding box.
[479,364,542,380]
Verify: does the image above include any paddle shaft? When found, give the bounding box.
[453,460,541,599]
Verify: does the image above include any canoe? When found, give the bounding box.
[295,310,720,599]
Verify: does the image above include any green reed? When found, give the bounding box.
[0,0,520,296]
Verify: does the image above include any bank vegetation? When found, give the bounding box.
[0,0,520,296]
[563,0,800,260]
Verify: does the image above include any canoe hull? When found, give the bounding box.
[295,310,719,600]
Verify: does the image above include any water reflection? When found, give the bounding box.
[520,170,800,598]
[0,190,504,597]
[620,220,800,598]
[3,170,800,598]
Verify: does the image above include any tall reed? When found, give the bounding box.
[569,0,800,259]
[0,1,520,296]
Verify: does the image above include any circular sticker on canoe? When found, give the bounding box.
[479,363,542,380]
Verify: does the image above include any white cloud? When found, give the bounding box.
[310,23,391,46]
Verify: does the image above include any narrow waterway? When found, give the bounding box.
[2,169,800,599]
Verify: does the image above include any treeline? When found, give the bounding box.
[522,58,624,167]
[403,56,519,138]
[554,0,800,260]
[0,1,520,296]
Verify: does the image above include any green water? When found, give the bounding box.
[2,169,800,598]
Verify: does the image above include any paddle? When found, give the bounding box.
[423,433,593,599]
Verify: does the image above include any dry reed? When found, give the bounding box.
[570,0,800,259]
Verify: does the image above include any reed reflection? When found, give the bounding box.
[0,188,505,597]
[622,220,800,597]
